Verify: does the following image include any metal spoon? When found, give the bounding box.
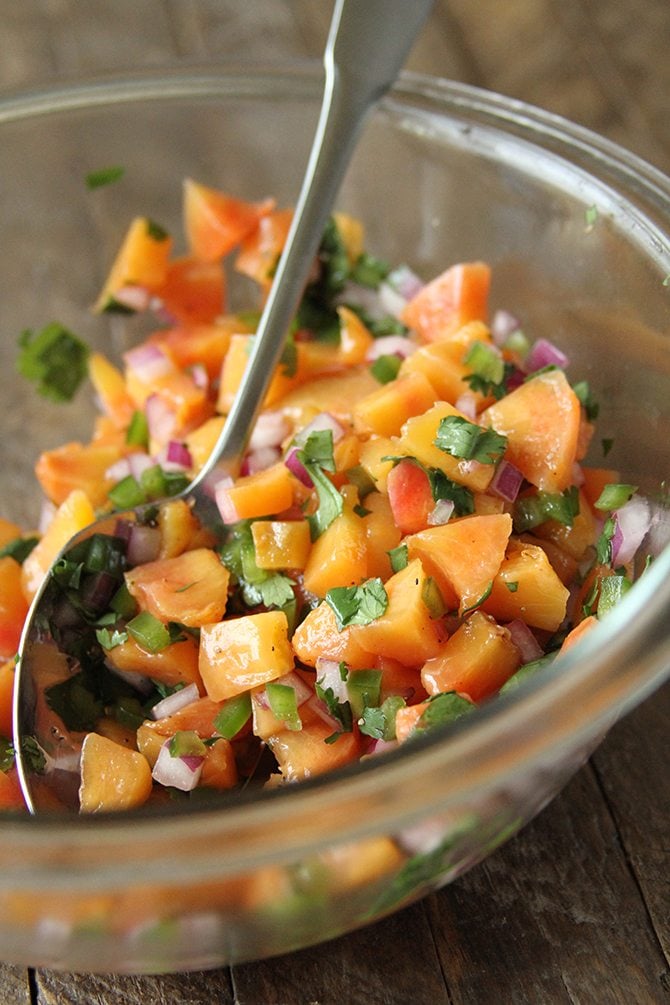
[14,0,435,811]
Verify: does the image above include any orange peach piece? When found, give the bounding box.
[199,611,293,701]
[302,506,368,597]
[407,513,512,614]
[250,520,312,571]
[79,733,153,813]
[268,720,360,782]
[292,600,378,670]
[481,368,581,493]
[482,540,570,632]
[421,610,521,703]
[125,547,230,628]
[351,559,444,667]
[21,490,96,602]
[105,635,203,693]
[352,370,437,438]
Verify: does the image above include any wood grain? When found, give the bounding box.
[0,1,668,1002]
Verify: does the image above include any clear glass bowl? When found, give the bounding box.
[1,65,669,974]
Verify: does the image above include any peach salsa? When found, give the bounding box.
[0,177,654,812]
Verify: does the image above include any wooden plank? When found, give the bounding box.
[231,901,449,1005]
[427,759,669,1004]
[32,967,235,1004]
[592,680,670,962]
[0,964,31,1005]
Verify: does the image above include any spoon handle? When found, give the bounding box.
[194,0,434,488]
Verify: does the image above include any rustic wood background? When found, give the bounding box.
[2,1,669,1002]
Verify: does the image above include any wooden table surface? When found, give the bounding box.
[2,2,669,1002]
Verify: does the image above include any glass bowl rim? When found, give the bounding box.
[2,64,670,880]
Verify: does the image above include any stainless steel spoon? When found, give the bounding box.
[14,0,434,811]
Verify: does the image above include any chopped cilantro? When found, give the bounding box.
[297,430,343,539]
[417,691,474,731]
[434,416,507,465]
[358,695,406,741]
[258,574,295,610]
[572,380,600,421]
[325,578,388,630]
[45,672,104,732]
[513,486,580,532]
[349,251,390,288]
[146,219,169,241]
[461,582,493,615]
[95,627,129,650]
[279,332,298,378]
[428,468,475,516]
[505,581,519,593]
[85,165,125,189]
[462,342,511,399]
[20,736,46,774]
[17,322,90,402]
[314,679,353,734]
[602,437,614,457]
[0,737,14,773]
[0,536,39,564]
[345,465,377,500]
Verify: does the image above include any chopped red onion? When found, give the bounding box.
[150,683,200,721]
[242,445,281,476]
[506,619,544,663]
[366,737,399,757]
[249,411,291,451]
[189,362,209,391]
[525,338,570,373]
[315,657,349,704]
[165,440,193,470]
[126,523,162,566]
[39,498,57,534]
[284,446,313,487]
[611,495,651,565]
[336,281,387,320]
[114,284,152,313]
[105,457,131,482]
[145,393,177,446]
[127,451,155,481]
[214,476,238,524]
[366,334,416,361]
[377,281,407,319]
[455,392,478,420]
[387,264,424,301]
[304,693,341,730]
[490,459,524,502]
[646,502,670,558]
[104,661,155,695]
[427,498,455,526]
[491,309,521,346]
[124,343,173,382]
[291,412,345,448]
[152,741,203,791]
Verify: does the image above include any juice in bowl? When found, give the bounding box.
[0,66,669,972]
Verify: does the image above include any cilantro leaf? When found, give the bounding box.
[0,536,39,564]
[259,574,295,609]
[85,165,125,189]
[417,692,474,731]
[325,578,388,630]
[314,679,353,733]
[17,322,90,402]
[434,416,507,465]
[297,430,343,539]
[349,251,390,288]
[428,469,475,516]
